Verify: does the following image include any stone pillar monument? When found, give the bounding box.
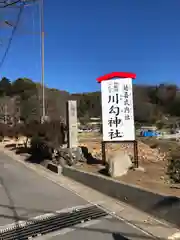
[67,100,78,149]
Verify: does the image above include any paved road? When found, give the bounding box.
[0,151,155,239]
[0,151,86,226]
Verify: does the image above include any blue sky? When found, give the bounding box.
[0,0,180,93]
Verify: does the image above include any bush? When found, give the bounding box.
[44,121,66,147]
[167,148,180,183]
[23,120,41,138]
[12,123,25,140]
[0,120,66,161]
[30,135,53,160]
[23,120,65,146]
[0,123,25,140]
[0,124,14,139]
[0,123,6,139]
[5,126,15,139]
[28,120,66,161]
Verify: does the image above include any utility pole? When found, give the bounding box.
[0,0,46,122]
[4,103,7,124]
[40,0,45,123]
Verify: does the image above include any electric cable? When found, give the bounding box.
[0,4,24,70]
[0,0,21,8]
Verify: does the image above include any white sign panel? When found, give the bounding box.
[101,78,135,141]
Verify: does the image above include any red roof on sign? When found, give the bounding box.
[96,72,136,83]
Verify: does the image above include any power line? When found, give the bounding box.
[0,4,24,70]
[0,0,21,8]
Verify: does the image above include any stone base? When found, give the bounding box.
[47,163,62,175]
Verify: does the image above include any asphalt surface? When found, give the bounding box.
[0,151,155,239]
[0,151,86,226]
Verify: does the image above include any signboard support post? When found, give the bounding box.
[97,72,138,168]
[101,141,106,165]
[133,140,138,168]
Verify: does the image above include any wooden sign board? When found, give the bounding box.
[101,78,135,142]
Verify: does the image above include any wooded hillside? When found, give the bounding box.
[0,77,179,124]
[72,84,180,124]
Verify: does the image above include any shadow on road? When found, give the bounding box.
[24,154,44,164]
[0,176,25,238]
[0,176,58,221]
[0,203,58,219]
[0,177,20,222]
[72,225,159,239]
[15,147,29,155]
[4,143,16,149]
[4,143,47,165]
[112,233,129,239]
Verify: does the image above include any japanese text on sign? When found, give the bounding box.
[101,78,135,141]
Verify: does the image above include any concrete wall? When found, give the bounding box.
[62,166,180,227]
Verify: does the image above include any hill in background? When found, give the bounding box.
[0,77,180,125]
